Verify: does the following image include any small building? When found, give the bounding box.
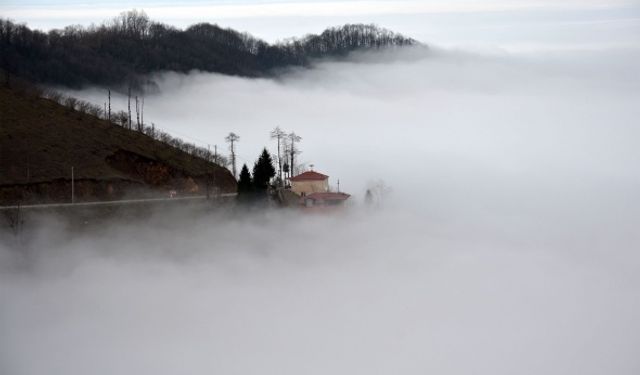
[301,192,351,209]
[289,171,329,196]
[289,170,350,210]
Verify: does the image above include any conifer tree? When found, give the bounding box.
[237,164,253,198]
[252,148,276,192]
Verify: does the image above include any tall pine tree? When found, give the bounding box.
[252,148,276,192]
[237,164,253,202]
[238,164,253,192]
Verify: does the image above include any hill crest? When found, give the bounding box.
[0,10,418,89]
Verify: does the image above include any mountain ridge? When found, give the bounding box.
[0,10,418,90]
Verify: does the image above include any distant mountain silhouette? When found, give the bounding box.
[0,10,418,89]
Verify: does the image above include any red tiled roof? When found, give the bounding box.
[305,192,350,201]
[290,171,329,181]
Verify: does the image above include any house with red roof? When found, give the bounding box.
[290,170,330,196]
[289,170,350,209]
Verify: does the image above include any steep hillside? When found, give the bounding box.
[0,11,417,89]
[0,86,236,204]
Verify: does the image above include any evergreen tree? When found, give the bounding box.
[252,148,276,192]
[237,164,253,201]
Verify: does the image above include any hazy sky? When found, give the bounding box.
[2,0,640,50]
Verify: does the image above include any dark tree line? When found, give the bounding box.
[278,24,416,61]
[0,10,417,89]
[237,148,276,204]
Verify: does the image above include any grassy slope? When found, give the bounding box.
[0,86,235,192]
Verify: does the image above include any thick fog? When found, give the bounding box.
[3,46,640,374]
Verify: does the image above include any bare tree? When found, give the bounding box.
[366,179,392,208]
[64,96,78,110]
[225,132,240,179]
[288,132,302,177]
[77,100,92,114]
[270,126,286,185]
[115,110,128,127]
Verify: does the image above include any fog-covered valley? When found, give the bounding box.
[2,45,640,374]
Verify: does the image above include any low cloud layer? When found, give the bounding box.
[3,46,640,374]
[2,206,639,374]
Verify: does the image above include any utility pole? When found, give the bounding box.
[108,89,111,122]
[140,96,144,128]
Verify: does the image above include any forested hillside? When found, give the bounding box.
[0,10,417,89]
